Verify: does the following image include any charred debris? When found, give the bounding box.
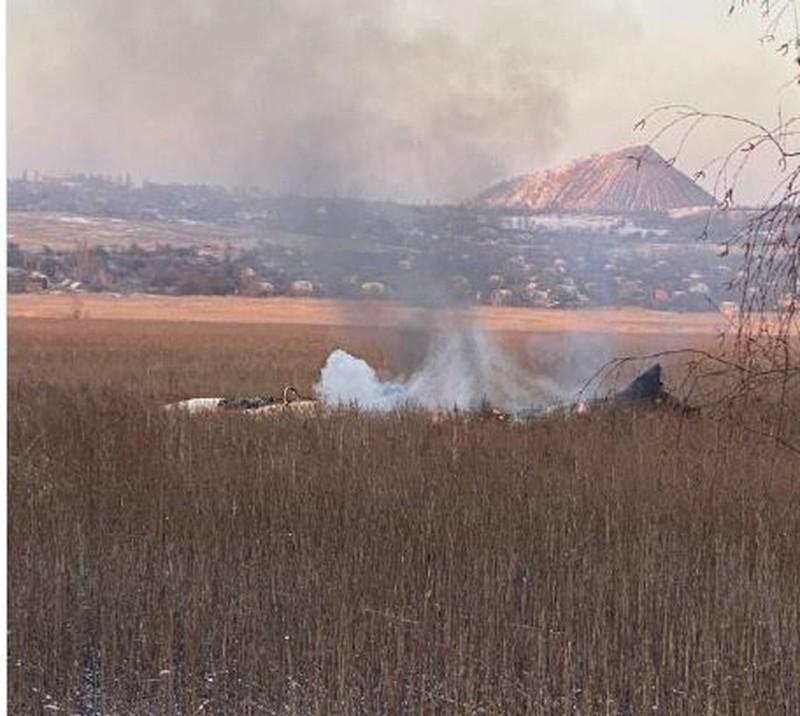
[474,363,696,423]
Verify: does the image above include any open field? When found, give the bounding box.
[8,211,311,254]
[9,314,800,713]
[8,293,728,336]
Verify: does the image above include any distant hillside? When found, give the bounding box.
[470,145,715,213]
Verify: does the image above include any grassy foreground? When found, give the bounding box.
[8,317,800,714]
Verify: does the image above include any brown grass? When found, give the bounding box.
[9,293,727,336]
[9,316,800,714]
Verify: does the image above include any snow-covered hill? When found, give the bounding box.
[470,145,715,213]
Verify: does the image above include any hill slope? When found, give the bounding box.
[471,145,715,212]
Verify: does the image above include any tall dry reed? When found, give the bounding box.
[9,318,800,714]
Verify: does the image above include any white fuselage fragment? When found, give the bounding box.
[164,389,319,417]
[164,397,225,414]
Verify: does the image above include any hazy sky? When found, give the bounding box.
[9,0,800,203]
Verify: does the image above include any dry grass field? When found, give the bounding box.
[8,293,728,335]
[8,302,800,714]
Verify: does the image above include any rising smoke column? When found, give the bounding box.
[316,322,566,413]
[405,324,562,412]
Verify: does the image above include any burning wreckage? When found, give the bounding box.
[548,362,695,420]
[165,345,693,422]
[165,385,318,416]
[445,363,694,423]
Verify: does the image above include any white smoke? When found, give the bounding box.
[316,349,407,410]
[315,325,566,413]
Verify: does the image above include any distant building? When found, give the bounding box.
[526,283,551,307]
[490,288,513,306]
[290,279,314,296]
[7,268,49,293]
[719,301,739,318]
[360,281,386,297]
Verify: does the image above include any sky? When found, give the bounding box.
[8,0,800,204]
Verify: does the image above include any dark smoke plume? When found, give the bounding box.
[9,0,632,201]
